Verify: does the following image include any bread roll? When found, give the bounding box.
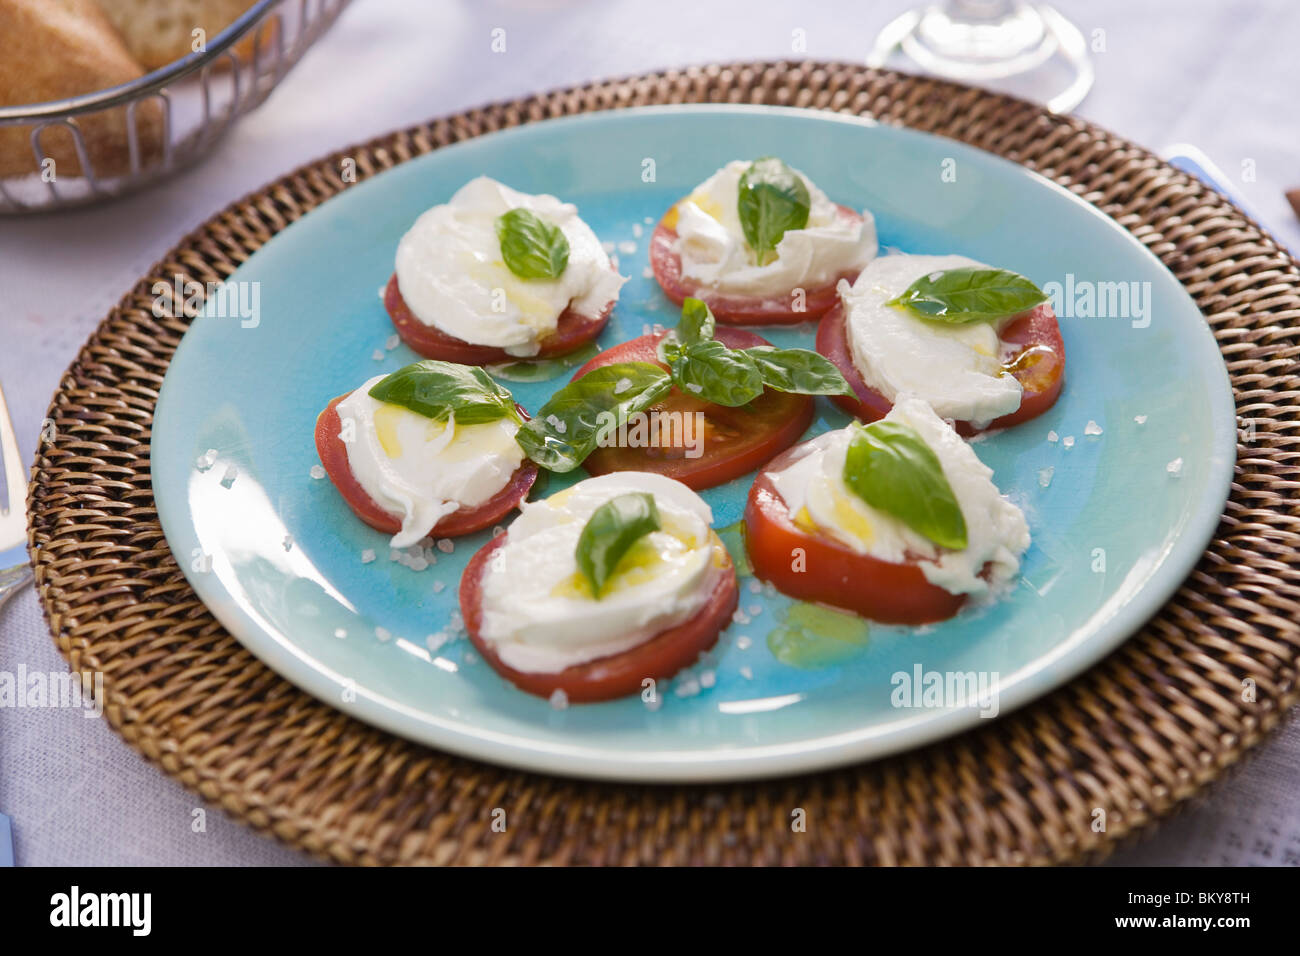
[97,0,261,71]
[0,0,163,179]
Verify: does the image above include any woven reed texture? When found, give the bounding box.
[27,63,1300,866]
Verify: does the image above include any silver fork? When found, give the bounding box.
[0,381,32,609]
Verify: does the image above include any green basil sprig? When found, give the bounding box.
[368,360,521,425]
[514,362,672,472]
[745,346,855,396]
[887,266,1047,324]
[659,298,852,405]
[495,208,570,280]
[737,157,811,266]
[575,492,661,597]
[843,421,968,550]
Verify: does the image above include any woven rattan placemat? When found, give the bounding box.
[28,63,1300,865]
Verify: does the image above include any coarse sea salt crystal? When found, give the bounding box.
[614,377,633,395]
[699,669,716,689]
[632,223,644,238]
[1062,436,1075,449]
[426,631,449,653]
[436,538,454,554]
[1135,414,1147,425]
[747,603,762,617]
[309,464,326,480]
[732,609,750,625]
[334,628,347,639]
[1167,457,1184,477]
[748,580,762,594]
[282,535,293,552]
[686,382,704,394]
[375,626,391,642]
[674,677,701,698]
[385,334,400,351]
[220,464,238,487]
[618,240,637,255]
[360,548,376,564]
[739,666,753,680]
[643,216,654,225]
[1047,431,1059,443]
[196,449,218,471]
[735,635,752,650]
[1038,466,1054,488]
[1085,420,1103,436]
[641,266,654,279]
[432,580,446,594]
[549,688,569,710]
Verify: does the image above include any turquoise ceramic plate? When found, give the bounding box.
[152,106,1236,782]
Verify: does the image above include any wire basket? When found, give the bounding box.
[0,0,351,215]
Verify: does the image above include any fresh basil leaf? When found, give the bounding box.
[670,340,764,407]
[575,492,661,597]
[368,360,520,425]
[657,296,718,365]
[678,297,716,346]
[494,207,570,280]
[515,362,672,472]
[737,157,811,266]
[843,421,968,550]
[744,346,854,396]
[887,267,1047,324]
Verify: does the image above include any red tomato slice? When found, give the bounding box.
[649,204,866,325]
[815,300,1066,436]
[314,394,538,538]
[384,273,613,366]
[573,327,814,490]
[744,443,967,625]
[461,534,739,702]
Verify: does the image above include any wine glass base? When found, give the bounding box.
[868,4,1094,114]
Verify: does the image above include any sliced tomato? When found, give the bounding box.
[314,394,538,538]
[649,203,865,325]
[815,300,1065,436]
[573,327,814,490]
[384,273,613,365]
[461,534,739,702]
[744,443,966,625]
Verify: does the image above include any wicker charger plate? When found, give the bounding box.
[29,63,1300,865]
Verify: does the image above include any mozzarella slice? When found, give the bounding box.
[477,472,726,674]
[336,375,525,548]
[768,397,1030,596]
[841,254,1025,428]
[394,177,626,357]
[672,160,877,299]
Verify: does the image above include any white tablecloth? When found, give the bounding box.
[1,0,1297,866]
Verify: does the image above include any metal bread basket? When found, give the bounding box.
[0,0,350,214]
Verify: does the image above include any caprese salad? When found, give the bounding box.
[304,162,1070,707]
[816,254,1065,434]
[315,361,538,546]
[385,176,626,364]
[460,473,739,702]
[744,397,1030,625]
[650,157,877,325]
